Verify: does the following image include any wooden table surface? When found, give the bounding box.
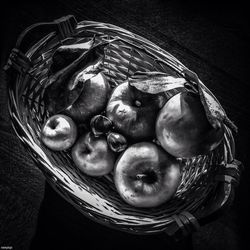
[1,1,249,249]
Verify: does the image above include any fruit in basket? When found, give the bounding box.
[40,114,77,151]
[156,91,224,158]
[114,142,181,208]
[44,42,109,122]
[106,82,166,141]
[63,70,110,122]
[107,132,128,152]
[71,132,115,176]
[90,115,113,137]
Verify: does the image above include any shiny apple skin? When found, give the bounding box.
[64,72,110,122]
[71,132,115,176]
[114,142,181,208]
[156,91,225,158]
[106,82,166,141]
[41,114,77,151]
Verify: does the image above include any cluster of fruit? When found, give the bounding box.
[40,41,224,208]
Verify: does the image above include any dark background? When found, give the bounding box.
[0,0,250,249]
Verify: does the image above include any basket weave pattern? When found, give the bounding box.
[7,20,236,235]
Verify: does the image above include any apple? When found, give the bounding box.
[156,91,225,158]
[40,114,77,151]
[114,142,181,208]
[106,82,166,141]
[63,71,110,122]
[71,132,115,176]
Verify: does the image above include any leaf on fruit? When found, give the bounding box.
[44,41,108,114]
[183,68,238,132]
[59,38,95,51]
[68,58,103,90]
[129,71,187,94]
[50,37,95,74]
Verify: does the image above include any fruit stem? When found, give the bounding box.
[136,172,157,184]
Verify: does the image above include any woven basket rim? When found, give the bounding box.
[6,17,237,235]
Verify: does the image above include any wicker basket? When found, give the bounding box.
[4,15,243,239]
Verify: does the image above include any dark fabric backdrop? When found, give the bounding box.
[0,1,249,249]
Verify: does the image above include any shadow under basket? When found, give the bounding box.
[4,15,243,239]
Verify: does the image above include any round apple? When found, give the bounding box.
[106,82,166,141]
[156,91,224,158]
[64,71,110,122]
[114,142,181,208]
[71,132,115,176]
[41,114,77,151]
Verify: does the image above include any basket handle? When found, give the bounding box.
[200,159,243,221]
[165,159,243,240]
[3,15,77,74]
